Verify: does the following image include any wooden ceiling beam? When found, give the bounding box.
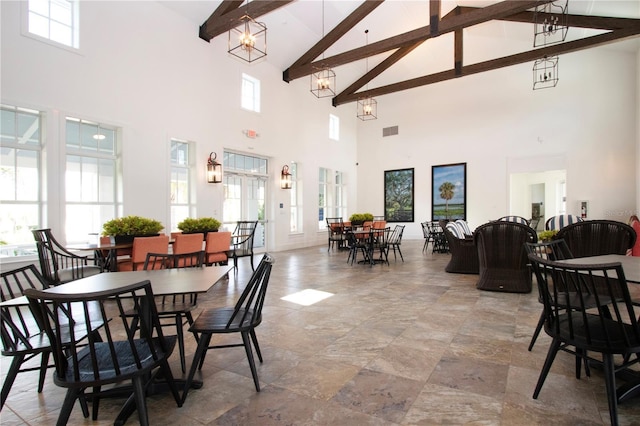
[284,0,384,82]
[199,0,294,42]
[284,0,550,81]
[457,7,639,31]
[334,26,640,106]
[430,0,441,35]
[335,42,423,101]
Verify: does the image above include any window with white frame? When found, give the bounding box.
[241,73,261,113]
[0,105,43,257]
[318,167,347,230]
[65,117,118,243]
[170,139,194,231]
[334,170,347,220]
[27,0,79,49]
[318,167,329,229]
[329,114,340,141]
[289,162,303,233]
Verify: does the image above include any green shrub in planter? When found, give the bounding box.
[348,213,374,225]
[102,215,164,237]
[177,217,221,233]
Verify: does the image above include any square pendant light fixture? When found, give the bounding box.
[533,0,569,47]
[228,14,267,63]
[357,97,377,121]
[533,55,559,90]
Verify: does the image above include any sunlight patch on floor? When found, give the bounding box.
[281,289,334,306]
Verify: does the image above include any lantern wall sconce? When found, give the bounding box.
[280,165,292,189]
[207,152,222,183]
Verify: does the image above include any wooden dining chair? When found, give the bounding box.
[117,235,169,271]
[24,280,182,425]
[528,255,640,426]
[182,254,274,402]
[1,265,53,410]
[32,229,102,286]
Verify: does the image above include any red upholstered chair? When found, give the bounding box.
[117,235,169,271]
[173,233,203,254]
[205,231,232,266]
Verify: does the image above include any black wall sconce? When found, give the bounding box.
[280,165,292,189]
[207,152,222,183]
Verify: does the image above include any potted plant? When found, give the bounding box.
[348,213,374,226]
[102,215,164,244]
[177,217,221,239]
[538,229,558,242]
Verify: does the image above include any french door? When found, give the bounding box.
[222,172,266,250]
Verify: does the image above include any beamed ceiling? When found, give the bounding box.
[191,0,640,106]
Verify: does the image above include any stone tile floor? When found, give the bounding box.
[3,240,640,425]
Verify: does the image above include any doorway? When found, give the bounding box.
[222,151,267,249]
[509,170,566,231]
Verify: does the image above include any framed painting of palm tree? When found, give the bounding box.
[432,163,466,220]
[384,168,414,222]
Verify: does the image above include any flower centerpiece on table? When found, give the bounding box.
[102,215,164,244]
[177,217,221,239]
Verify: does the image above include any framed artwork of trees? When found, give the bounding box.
[432,163,467,220]
[384,168,414,222]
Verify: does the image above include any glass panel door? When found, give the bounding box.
[223,174,266,249]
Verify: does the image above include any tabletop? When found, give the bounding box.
[557,254,640,284]
[1,265,232,307]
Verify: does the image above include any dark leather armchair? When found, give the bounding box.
[440,220,478,274]
[474,221,537,293]
[554,219,636,257]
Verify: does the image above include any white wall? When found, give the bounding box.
[356,45,639,238]
[0,0,358,253]
[1,0,639,255]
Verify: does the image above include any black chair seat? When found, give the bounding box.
[60,336,177,385]
[190,307,258,332]
[57,265,102,283]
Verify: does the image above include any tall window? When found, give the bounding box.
[27,0,79,49]
[241,73,261,113]
[318,167,328,229]
[289,162,303,233]
[329,114,340,141]
[170,139,194,231]
[318,167,346,230]
[65,117,118,243]
[0,105,42,257]
[335,171,347,220]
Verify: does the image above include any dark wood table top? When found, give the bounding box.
[1,266,232,307]
[557,254,640,284]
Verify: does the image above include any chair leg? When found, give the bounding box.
[397,246,404,262]
[184,333,212,403]
[528,311,545,351]
[57,388,81,426]
[132,376,150,426]
[250,329,263,363]
[1,354,25,409]
[241,331,261,392]
[160,358,183,407]
[249,253,255,271]
[602,354,620,426]
[91,386,101,420]
[37,351,50,393]
[533,338,561,399]
[175,314,186,373]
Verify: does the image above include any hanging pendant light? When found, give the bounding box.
[533,0,569,47]
[310,0,336,98]
[228,1,267,63]
[533,55,559,90]
[357,30,377,120]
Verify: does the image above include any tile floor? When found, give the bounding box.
[3,240,640,425]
